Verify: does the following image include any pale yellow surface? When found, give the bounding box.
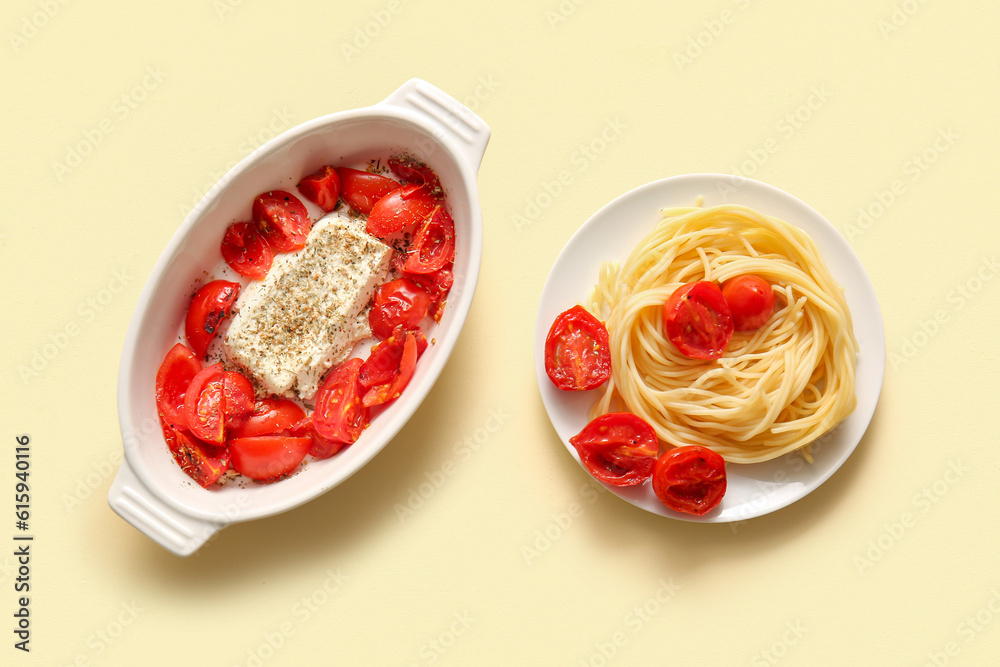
[2,1,999,665]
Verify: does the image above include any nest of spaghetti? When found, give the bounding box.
[585,203,858,464]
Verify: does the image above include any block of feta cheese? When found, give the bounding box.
[223,211,392,401]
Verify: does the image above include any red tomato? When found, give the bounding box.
[367,184,438,237]
[222,370,255,429]
[221,221,273,279]
[183,364,227,444]
[722,275,776,331]
[651,445,727,516]
[544,305,612,391]
[369,277,433,340]
[387,155,443,198]
[336,168,399,215]
[662,281,734,360]
[407,265,454,322]
[359,328,419,408]
[155,343,202,430]
[230,397,306,439]
[312,357,370,444]
[289,418,345,460]
[228,435,311,482]
[185,280,240,357]
[161,422,231,488]
[568,413,658,486]
[252,190,311,252]
[297,165,341,212]
[401,206,455,274]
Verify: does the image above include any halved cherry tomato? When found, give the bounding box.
[229,397,306,439]
[408,265,454,322]
[221,221,273,279]
[312,357,369,444]
[161,422,231,488]
[228,435,311,482]
[388,154,443,198]
[544,305,612,391]
[663,281,734,360]
[568,413,658,486]
[722,275,776,331]
[369,277,433,340]
[222,370,255,429]
[359,328,419,408]
[253,190,311,252]
[297,165,341,212]
[651,445,727,516]
[185,280,240,357]
[401,206,455,274]
[154,343,202,430]
[183,364,227,444]
[289,418,345,460]
[336,168,399,215]
[367,184,438,237]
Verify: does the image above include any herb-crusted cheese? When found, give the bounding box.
[223,212,392,401]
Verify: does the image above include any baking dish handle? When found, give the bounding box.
[108,459,224,557]
[380,78,491,172]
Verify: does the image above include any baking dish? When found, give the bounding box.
[108,79,490,556]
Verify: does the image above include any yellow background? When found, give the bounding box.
[2,0,999,664]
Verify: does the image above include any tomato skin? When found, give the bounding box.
[544,305,612,391]
[185,280,240,357]
[569,413,659,486]
[312,357,370,444]
[651,445,727,516]
[401,206,455,274]
[369,277,433,340]
[161,421,230,488]
[722,275,776,331]
[297,165,341,212]
[155,343,202,430]
[221,221,273,279]
[229,397,306,439]
[387,155,443,198]
[407,265,454,322]
[183,364,227,444]
[222,371,255,429]
[663,281,734,360]
[359,328,419,408]
[336,168,399,215]
[252,190,311,252]
[228,436,311,482]
[289,417,346,460]
[367,184,438,238]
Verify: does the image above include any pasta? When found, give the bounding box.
[585,203,857,464]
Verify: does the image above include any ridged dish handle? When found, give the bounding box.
[108,460,224,557]
[381,78,491,172]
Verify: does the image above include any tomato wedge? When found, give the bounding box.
[289,418,346,460]
[568,413,658,486]
[228,436,311,482]
[221,221,273,279]
[253,190,311,252]
[154,343,202,430]
[651,445,727,516]
[183,364,227,444]
[297,165,341,212]
[407,265,454,322]
[721,275,776,331]
[544,305,612,391]
[359,328,419,408]
[369,277,433,340]
[663,281,734,360]
[161,422,230,488]
[367,184,438,237]
[336,168,399,215]
[401,206,455,274]
[312,357,369,444]
[387,154,443,198]
[229,397,306,439]
[222,370,255,429]
[185,280,240,357]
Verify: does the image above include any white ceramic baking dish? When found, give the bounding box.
[108,79,490,556]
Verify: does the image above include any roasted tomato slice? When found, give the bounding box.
[252,190,311,252]
[154,343,202,430]
[336,167,399,215]
[663,281,734,360]
[359,328,420,408]
[185,280,240,357]
[221,221,273,279]
[312,357,370,444]
[651,445,727,516]
[387,154,443,197]
[367,184,438,237]
[401,206,455,274]
[544,305,612,391]
[182,363,227,444]
[297,165,341,212]
[721,274,776,332]
[161,422,230,488]
[369,277,433,340]
[569,413,658,486]
[289,418,346,460]
[407,265,454,322]
[228,436,311,482]
[222,370,255,429]
[229,397,306,439]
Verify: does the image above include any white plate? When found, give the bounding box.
[534,174,885,523]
